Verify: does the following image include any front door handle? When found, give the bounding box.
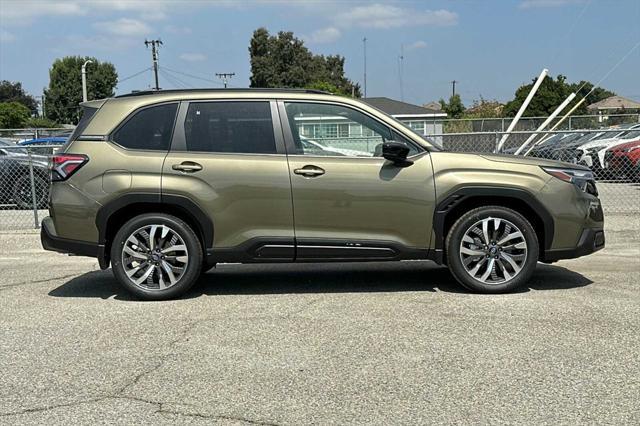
[172,161,203,173]
[294,165,325,177]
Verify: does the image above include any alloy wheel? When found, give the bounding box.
[121,224,189,291]
[459,217,528,284]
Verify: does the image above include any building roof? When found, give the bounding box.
[422,101,443,111]
[587,95,640,111]
[362,97,447,117]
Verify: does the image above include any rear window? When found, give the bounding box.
[69,106,98,141]
[112,103,178,151]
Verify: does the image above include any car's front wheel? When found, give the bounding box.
[110,213,203,300]
[446,206,539,293]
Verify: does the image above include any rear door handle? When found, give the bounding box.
[172,161,203,173]
[294,165,325,177]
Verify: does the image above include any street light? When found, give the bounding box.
[81,60,93,102]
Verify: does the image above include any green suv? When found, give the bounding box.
[41,89,605,300]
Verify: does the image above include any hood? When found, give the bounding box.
[610,139,640,152]
[479,153,589,170]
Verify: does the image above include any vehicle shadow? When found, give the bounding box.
[48,262,593,301]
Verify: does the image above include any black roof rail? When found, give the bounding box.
[115,88,333,98]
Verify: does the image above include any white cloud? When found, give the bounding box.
[519,0,583,8]
[308,27,341,44]
[180,52,207,62]
[335,4,458,29]
[406,40,428,51]
[0,29,16,43]
[93,18,152,37]
[165,25,193,35]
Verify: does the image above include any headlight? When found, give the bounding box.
[541,166,597,195]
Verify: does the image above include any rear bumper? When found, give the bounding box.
[41,216,108,269]
[542,227,605,262]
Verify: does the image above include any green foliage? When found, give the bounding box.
[44,56,117,125]
[464,97,503,119]
[0,80,38,113]
[0,102,31,128]
[24,117,60,128]
[439,94,465,119]
[503,75,616,118]
[249,28,361,97]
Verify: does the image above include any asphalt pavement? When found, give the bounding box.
[0,214,638,424]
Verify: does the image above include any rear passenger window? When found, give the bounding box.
[112,103,178,150]
[184,102,276,154]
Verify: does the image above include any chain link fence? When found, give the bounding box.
[1,125,638,231]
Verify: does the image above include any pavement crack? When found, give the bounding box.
[0,397,107,417]
[0,273,81,292]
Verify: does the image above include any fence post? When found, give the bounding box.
[27,151,40,229]
[494,132,500,153]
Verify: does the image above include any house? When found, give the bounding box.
[587,95,640,122]
[362,97,447,138]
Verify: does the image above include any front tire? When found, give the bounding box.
[446,206,539,293]
[110,213,203,300]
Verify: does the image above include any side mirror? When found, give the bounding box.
[382,141,413,167]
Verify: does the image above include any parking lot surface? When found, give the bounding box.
[0,214,638,424]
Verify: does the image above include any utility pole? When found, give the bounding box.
[363,37,367,98]
[145,39,163,90]
[215,73,235,88]
[81,60,93,102]
[451,80,458,97]
[399,44,404,102]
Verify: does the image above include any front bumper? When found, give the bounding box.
[41,216,108,268]
[542,227,605,262]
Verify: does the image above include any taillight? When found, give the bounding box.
[51,154,88,181]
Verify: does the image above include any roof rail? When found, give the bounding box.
[115,88,332,98]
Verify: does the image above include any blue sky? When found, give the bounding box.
[1,0,639,107]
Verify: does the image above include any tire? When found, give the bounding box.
[110,213,203,301]
[445,206,539,293]
[13,173,49,210]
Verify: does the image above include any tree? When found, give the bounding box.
[249,28,361,97]
[0,102,31,128]
[0,80,38,113]
[44,56,117,124]
[503,75,616,118]
[439,94,465,118]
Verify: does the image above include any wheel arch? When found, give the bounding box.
[96,193,213,267]
[432,186,553,263]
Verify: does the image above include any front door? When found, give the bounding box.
[279,101,436,260]
[162,100,294,261]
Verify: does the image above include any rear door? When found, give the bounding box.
[162,100,294,261]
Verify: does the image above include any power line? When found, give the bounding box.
[159,68,190,89]
[160,66,225,86]
[117,67,153,84]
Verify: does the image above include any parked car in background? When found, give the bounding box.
[576,125,640,177]
[18,136,68,155]
[0,139,49,209]
[604,139,640,181]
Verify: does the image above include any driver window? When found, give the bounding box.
[285,102,415,157]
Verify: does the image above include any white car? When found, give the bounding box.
[576,124,640,170]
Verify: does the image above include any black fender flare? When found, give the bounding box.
[432,186,554,254]
[95,192,214,248]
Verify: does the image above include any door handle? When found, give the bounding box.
[172,161,203,173]
[294,165,325,177]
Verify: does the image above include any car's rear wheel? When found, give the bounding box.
[110,213,202,300]
[446,206,539,293]
[13,173,49,209]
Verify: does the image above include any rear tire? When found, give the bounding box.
[110,213,202,300]
[446,206,539,293]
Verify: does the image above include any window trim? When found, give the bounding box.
[108,101,179,152]
[277,99,425,159]
[169,99,286,156]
